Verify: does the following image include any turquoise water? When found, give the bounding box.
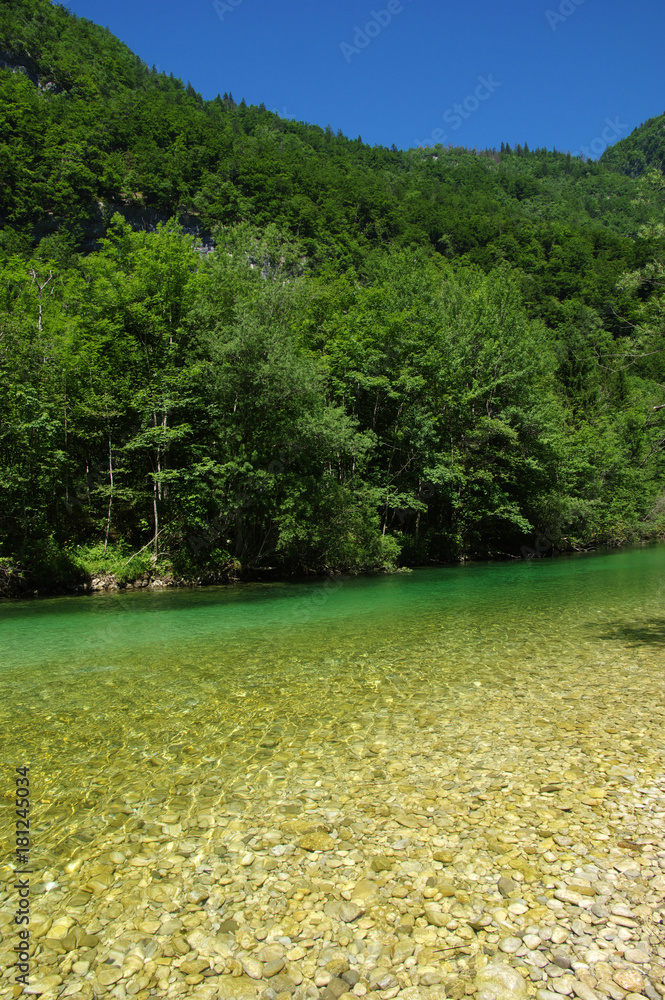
[3,544,664,674]
[1,544,665,872]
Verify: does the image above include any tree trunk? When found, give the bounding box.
[104,432,114,554]
[152,411,160,553]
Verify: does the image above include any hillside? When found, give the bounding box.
[1,1,663,319]
[0,0,664,595]
[601,112,665,178]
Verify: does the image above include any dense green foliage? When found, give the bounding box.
[601,113,665,179]
[0,0,664,592]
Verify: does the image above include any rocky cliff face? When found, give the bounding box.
[29,198,216,254]
[2,52,215,251]
[0,49,59,91]
[79,201,216,253]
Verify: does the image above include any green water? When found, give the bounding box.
[2,544,665,877]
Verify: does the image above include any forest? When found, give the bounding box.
[1,0,664,595]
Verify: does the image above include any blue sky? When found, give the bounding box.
[65,0,664,157]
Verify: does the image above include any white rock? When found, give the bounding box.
[554,890,593,908]
[423,904,448,927]
[552,977,575,996]
[623,948,649,964]
[614,859,640,875]
[475,962,528,1000]
[241,957,264,980]
[571,982,599,1000]
[552,927,570,945]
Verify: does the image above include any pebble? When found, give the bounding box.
[423,904,448,927]
[614,969,645,993]
[555,890,592,908]
[552,976,576,995]
[476,962,528,1000]
[499,876,519,897]
[572,983,600,1000]
[7,634,665,1000]
[623,948,649,964]
[340,902,365,922]
[264,958,286,977]
[300,833,336,852]
[242,958,265,979]
[95,967,123,987]
[23,974,63,994]
[552,927,570,945]
[216,977,263,998]
[499,936,522,954]
[325,977,352,998]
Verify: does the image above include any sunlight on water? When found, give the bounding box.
[1,545,665,993]
[2,546,665,856]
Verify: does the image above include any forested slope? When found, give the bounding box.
[601,112,665,179]
[1,0,664,595]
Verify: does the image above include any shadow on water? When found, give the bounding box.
[598,616,665,646]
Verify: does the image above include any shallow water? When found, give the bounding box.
[1,545,665,873]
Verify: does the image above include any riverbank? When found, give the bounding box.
[1,528,661,601]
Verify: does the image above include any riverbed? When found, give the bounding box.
[1,546,664,1000]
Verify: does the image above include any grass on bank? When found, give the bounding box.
[0,540,166,597]
[67,542,165,586]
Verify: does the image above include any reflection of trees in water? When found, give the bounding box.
[599,617,665,646]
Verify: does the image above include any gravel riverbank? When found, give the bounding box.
[3,694,664,1000]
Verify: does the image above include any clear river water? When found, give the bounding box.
[2,545,664,867]
[1,545,664,998]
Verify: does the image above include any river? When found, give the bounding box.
[1,545,664,997]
